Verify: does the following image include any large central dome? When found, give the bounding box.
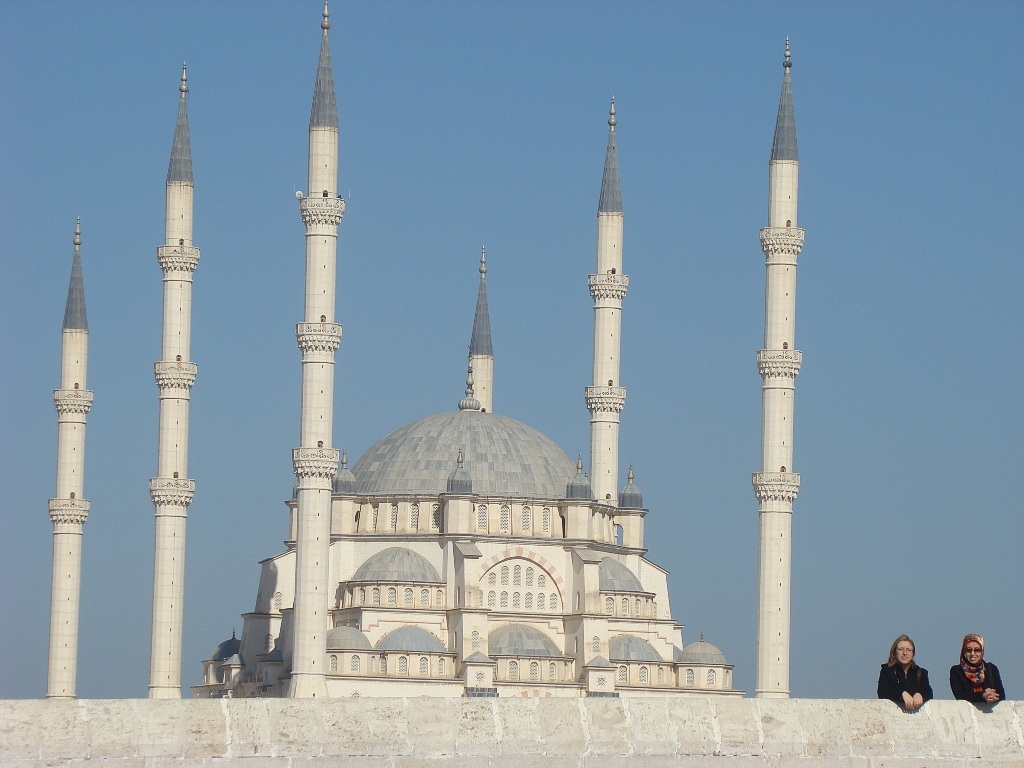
[352,410,576,499]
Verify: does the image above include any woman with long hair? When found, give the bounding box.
[950,634,1005,703]
[877,634,933,710]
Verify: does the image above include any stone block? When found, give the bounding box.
[756,698,805,758]
[405,697,459,756]
[794,699,853,758]
[925,701,981,759]
[675,756,768,768]
[880,701,936,758]
[867,758,967,768]
[132,701,185,758]
[222,699,275,757]
[664,698,718,756]
[775,757,869,768]
[535,698,587,756]
[842,700,895,757]
[623,698,674,755]
[585,756,681,768]
[452,699,499,757]
[358,699,413,756]
[580,698,632,755]
[318,698,373,756]
[972,701,1024,759]
[496,699,545,755]
[0,700,74,760]
[711,699,762,756]
[81,700,142,758]
[180,700,227,759]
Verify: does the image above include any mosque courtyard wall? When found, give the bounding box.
[2,697,1022,767]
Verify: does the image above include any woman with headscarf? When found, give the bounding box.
[877,634,933,710]
[950,634,1005,703]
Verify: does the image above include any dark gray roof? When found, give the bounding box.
[351,547,441,583]
[618,466,643,510]
[166,84,193,184]
[326,625,372,651]
[463,651,494,664]
[566,458,592,501]
[598,100,622,213]
[309,30,339,129]
[209,633,240,662]
[62,223,88,331]
[585,655,614,668]
[469,251,492,356]
[770,52,798,162]
[488,623,562,658]
[375,626,447,653]
[608,635,662,663]
[677,639,727,665]
[598,558,645,593]
[447,450,473,494]
[352,410,576,499]
[333,449,356,493]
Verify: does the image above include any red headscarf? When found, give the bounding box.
[960,633,986,691]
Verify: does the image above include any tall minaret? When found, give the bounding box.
[289,0,343,699]
[46,219,92,699]
[148,65,199,699]
[468,247,493,413]
[753,39,804,699]
[586,98,628,504]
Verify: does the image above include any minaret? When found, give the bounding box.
[468,247,493,413]
[586,98,628,504]
[46,218,92,698]
[753,39,804,698]
[148,64,199,699]
[289,0,343,699]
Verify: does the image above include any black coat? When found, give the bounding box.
[877,663,933,705]
[950,662,1005,702]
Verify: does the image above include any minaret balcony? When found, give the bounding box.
[585,385,626,413]
[751,472,800,503]
[759,227,804,264]
[293,447,341,480]
[156,245,200,275]
[48,497,90,526]
[296,322,342,355]
[756,349,802,379]
[299,196,345,228]
[53,388,93,416]
[149,476,195,508]
[155,361,198,394]
[588,273,629,302]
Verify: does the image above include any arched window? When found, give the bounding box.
[420,589,429,605]
[369,656,376,673]
[359,587,366,604]
[398,656,408,674]
[372,505,379,531]
[657,667,664,684]
[605,597,613,614]
[381,656,387,675]
[512,592,520,609]
[387,587,397,605]
[475,671,484,685]
[686,669,694,686]
[471,631,480,649]
[522,507,531,531]
[404,587,413,605]
[488,572,496,585]
[530,662,539,681]
[500,505,510,532]
[639,667,649,684]
[431,503,441,531]
[330,655,338,671]
[266,634,274,653]
[618,666,627,682]
[653,601,657,617]
[273,592,283,611]
[615,525,623,546]
[635,599,641,615]
[513,565,521,586]
[525,593,533,609]
[390,504,398,531]
[500,591,508,608]
[410,503,419,530]
[439,658,445,675]
[537,574,546,588]
[621,598,629,615]
[488,591,496,607]
[508,661,519,679]
[501,566,509,585]
[592,636,600,652]
[542,508,550,533]
[526,567,534,587]
[354,511,360,529]
[351,655,360,672]
[419,657,428,675]
[477,505,488,530]
[537,592,545,609]
[548,662,556,680]
[372,587,381,604]
[707,669,716,686]
[436,590,443,606]
[550,594,558,610]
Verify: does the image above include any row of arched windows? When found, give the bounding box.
[354,586,443,607]
[363,503,441,533]
[490,565,547,588]
[487,591,558,611]
[474,505,553,534]
[327,654,447,676]
[505,660,557,681]
[603,595,653,617]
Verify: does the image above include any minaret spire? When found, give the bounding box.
[754,39,804,699]
[148,67,200,699]
[290,2,344,699]
[586,97,628,504]
[468,246,493,412]
[47,219,93,698]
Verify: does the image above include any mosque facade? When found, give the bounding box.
[47,3,805,701]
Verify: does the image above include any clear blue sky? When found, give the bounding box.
[1,1,1021,699]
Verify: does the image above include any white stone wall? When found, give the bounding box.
[2,698,1022,766]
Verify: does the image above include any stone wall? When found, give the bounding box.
[2,698,1022,767]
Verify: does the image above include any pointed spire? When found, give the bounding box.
[341,449,347,469]
[458,360,481,411]
[770,39,798,162]
[63,218,88,331]
[598,97,623,213]
[166,64,194,184]
[309,1,339,129]
[469,246,493,356]
[457,448,464,468]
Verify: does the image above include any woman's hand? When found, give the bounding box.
[983,689,1000,703]
[902,691,915,709]
[912,693,924,709]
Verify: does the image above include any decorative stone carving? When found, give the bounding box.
[149,476,196,507]
[296,322,342,354]
[756,349,802,379]
[299,196,345,227]
[156,245,200,274]
[53,389,93,415]
[154,361,198,391]
[293,447,340,479]
[751,472,800,503]
[588,273,629,301]
[585,385,626,413]
[759,227,804,263]
[48,497,90,525]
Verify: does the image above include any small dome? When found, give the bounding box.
[333,450,356,494]
[351,547,441,583]
[566,457,592,500]
[609,635,663,662]
[210,632,240,661]
[223,653,244,666]
[446,448,473,494]
[677,638,728,665]
[488,623,562,657]
[374,625,447,653]
[598,558,645,593]
[326,624,372,651]
[619,465,643,509]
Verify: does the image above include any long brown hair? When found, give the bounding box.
[887,634,916,668]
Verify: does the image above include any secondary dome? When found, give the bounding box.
[375,626,447,653]
[352,410,577,499]
[677,639,728,665]
[598,558,646,593]
[209,633,240,661]
[488,623,562,657]
[351,547,441,583]
[326,625,372,651]
[609,635,663,662]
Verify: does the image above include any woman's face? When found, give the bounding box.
[896,641,915,665]
[963,642,983,662]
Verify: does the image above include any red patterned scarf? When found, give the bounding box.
[960,633,986,691]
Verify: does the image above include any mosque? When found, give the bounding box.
[45,3,804,701]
